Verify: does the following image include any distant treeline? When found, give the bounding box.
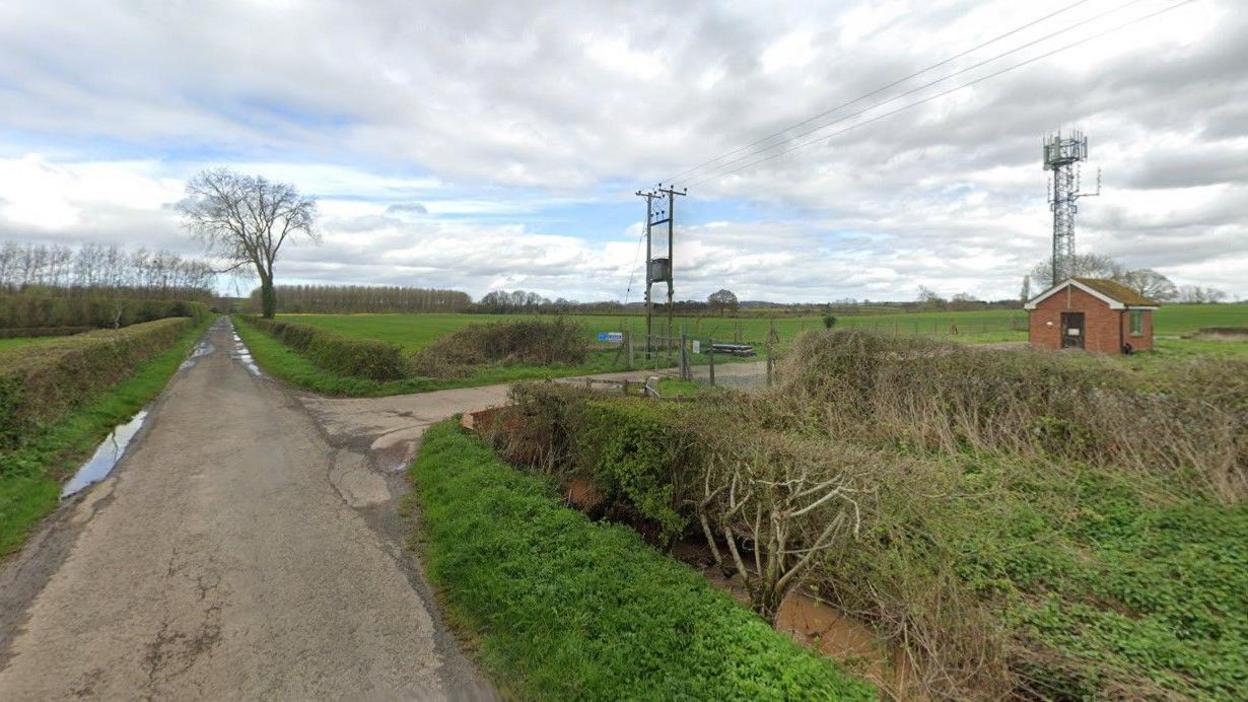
[249,285,472,314]
[0,242,216,299]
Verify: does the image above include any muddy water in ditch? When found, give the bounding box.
[671,539,923,700]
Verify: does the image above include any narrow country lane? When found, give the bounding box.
[0,319,494,700]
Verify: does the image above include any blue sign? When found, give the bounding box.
[597,331,624,344]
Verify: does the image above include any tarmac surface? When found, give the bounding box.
[0,318,765,699]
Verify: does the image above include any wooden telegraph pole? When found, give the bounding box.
[636,184,685,362]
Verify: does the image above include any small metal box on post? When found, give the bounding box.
[635,184,685,363]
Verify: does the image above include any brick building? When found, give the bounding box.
[1024,278,1159,353]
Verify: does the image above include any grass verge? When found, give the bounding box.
[409,421,874,701]
[0,315,213,556]
[236,314,646,396]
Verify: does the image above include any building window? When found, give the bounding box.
[1129,310,1144,336]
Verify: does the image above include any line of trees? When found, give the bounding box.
[0,241,216,299]
[248,284,472,314]
[1028,253,1228,303]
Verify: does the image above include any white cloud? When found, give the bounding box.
[0,0,1245,301]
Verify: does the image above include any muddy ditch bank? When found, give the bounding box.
[459,406,922,700]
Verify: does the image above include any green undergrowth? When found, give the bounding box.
[235,314,643,397]
[0,315,214,556]
[409,421,874,701]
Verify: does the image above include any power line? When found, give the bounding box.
[664,0,1098,185]
[681,0,1151,188]
[685,0,1196,188]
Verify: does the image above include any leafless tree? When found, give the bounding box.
[177,168,317,318]
[707,289,739,315]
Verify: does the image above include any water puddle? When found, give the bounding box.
[60,409,149,498]
[179,339,215,370]
[228,323,261,376]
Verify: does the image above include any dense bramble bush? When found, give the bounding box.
[778,330,1247,503]
[412,421,875,701]
[244,316,408,381]
[0,317,193,453]
[411,317,588,378]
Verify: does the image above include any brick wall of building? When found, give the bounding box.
[1028,286,1153,353]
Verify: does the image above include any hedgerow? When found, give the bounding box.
[0,317,193,453]
[243,316,408,381]
[411,317,588,378]
[489,332,1248,700]
[0,292,210,330]
[410,421,874,701]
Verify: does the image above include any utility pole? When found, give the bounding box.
[1043,129,1100,284]
[635,183,685,360]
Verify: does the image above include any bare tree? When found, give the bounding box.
[707,289,739,315]
[177,168,317,318]
[1029,253,1120,288]
[1117,268,1178,301]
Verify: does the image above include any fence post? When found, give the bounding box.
[680,331,688,381]
[708,337,716,386]
[626,331,633,369]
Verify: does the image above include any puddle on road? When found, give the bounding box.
[179,338,215,370]
[60,409,149,499]
[228,324,261,376]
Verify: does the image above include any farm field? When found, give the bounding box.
[0,336,66,351]
[280,303,1247,352]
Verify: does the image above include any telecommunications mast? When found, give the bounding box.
[1043,129,1100,283]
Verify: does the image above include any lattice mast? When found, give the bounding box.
[1043,129,1100,284]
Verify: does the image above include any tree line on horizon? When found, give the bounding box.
[0,241,216,301]
[247,284,471,314]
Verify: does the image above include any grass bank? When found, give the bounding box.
[492,331,1248,699]
[0,315,213,556]
[409,421,874,701]
[236,315,636,397]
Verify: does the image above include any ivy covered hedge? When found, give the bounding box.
[0,317,195,452]
[412,420,874,701]
[242,316,408,381]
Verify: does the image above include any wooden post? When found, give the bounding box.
[678,329,688,379]
[626,330,633,369]
[708,337,716,386]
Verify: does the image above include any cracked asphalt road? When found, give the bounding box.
[0,317,740,699]
[0,319,503,700]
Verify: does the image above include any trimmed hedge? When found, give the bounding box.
[0,317,194,453]
[412,421,873,701]
[243,316,408,381]
[0,326,92,339]
[500,384,708,546]
[0,293,210,330]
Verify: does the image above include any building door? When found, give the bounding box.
[1060,312,1085,349]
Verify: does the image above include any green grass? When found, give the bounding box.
[282,305,1247,351]
[0,336,65,351]
[0,316,213,556]
[408,421,875,701]
[235,315,633,396]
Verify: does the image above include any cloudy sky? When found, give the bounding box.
[1,0,1244,302]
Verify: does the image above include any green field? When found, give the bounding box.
[279,303,1247,352]
[0,336,67,352]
